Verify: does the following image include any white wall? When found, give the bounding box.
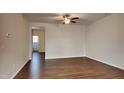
[0,14,29,78]
[40,30,45,52]
[86,14,124,69]
[30,23,85,59]
[0,15,2,65]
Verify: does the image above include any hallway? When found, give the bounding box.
[15,52,124,79]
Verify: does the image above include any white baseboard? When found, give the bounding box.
[10,59,31,79]
[86,56,124,70]
[46,55,86,59]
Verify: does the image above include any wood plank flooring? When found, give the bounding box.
[14,52,124,79]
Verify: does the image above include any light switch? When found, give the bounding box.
[6,33,12,38]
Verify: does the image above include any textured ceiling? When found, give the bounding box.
[23,13,111,25]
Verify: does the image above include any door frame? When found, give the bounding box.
[29,25,45,60]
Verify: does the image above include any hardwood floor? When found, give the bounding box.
[14,52,124,79]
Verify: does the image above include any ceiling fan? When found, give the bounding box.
[62,15,79,24]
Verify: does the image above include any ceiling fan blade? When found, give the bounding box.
[63,22,65,24]
[71,17,79,20]
[63,16,65,18]
[63,14,70,18]
[71,21,76,23]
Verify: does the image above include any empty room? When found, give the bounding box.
[0,13,124,79]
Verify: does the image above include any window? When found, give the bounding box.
[33,36,39,43]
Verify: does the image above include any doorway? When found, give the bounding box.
[32,26,45,61]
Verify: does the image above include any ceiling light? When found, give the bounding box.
[64,17,70,24]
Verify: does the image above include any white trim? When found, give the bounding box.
[87,56,124,70]
[10,59,30,79]
[46,55,86,59]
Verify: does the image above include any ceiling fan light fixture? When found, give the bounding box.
[64,17,70,24]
